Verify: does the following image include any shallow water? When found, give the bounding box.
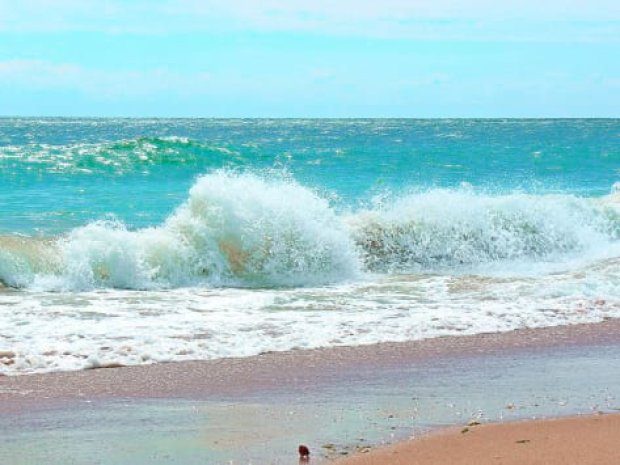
[2,343,619,464]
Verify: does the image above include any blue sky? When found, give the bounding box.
[0,0,618,117]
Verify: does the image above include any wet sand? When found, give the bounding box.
[2,319,619,409]
[1,319,619,464]
[336,414,620,465]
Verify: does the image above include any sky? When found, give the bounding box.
[0,0,618,117]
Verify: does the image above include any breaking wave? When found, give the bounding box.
[2,172,620,290]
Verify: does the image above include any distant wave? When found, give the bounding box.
[0,137,243,174]
[2,171,620,290]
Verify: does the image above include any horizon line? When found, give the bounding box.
[1,115,618,120]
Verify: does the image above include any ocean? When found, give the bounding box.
[1,118,619,374]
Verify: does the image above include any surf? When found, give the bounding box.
[1,172,620,291]
[0,171,360,290]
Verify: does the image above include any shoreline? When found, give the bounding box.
[2,318,619,408]
[1,319,619,464]
[335,413,620,465]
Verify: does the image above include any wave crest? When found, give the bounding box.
[2,174,620,290]
[1,172,359,289]
[351,190,620,272]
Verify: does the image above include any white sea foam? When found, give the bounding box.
[1,172,620,290]
[1,259,619,375]
[1,171,360,290]
[350,189,620,273]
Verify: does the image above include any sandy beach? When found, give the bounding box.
[1,319,620,464]
[336,414,620,465]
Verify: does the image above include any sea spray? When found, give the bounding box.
[350,189,620,272]
[2,173,620,290]
[1,171,359,290]
[164,171,359,286]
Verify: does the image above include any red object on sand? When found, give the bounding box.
[298,445,310,457]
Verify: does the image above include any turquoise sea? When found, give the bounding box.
[1,118,619,374]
